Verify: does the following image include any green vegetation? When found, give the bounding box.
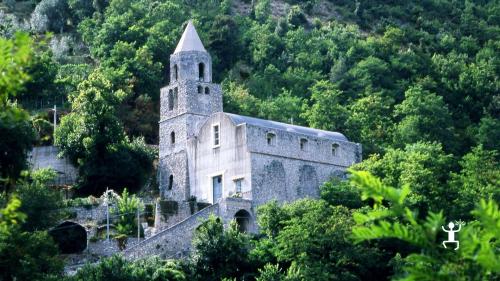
[0,196,64,280]
[0,33,36,192]
[350,170,500,280]
[112,188,144,237]
[0,0,498,280]
[17,168,65,231]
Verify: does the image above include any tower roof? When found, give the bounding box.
[174,20,206,54]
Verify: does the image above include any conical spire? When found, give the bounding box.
[174,20,206,54]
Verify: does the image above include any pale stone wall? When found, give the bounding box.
[28,146,77,185]
[190,113,252,203]
[245,124,361,167]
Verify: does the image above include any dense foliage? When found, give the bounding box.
[350,170,500,280]
[0,33,36,192]
[0,196,63,280]
[16,168,65,231]
[55,70,155,194]
[111,188,144,237]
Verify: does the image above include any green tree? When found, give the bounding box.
[302,80,349,132]
[112,188,144,236]
[476,116,500,151]
[207,15,240,79]
[355,142,454,216]
[17,168,65,231]
[286,6,307,28]
[55,70,155,195]
[346,93,394,156]
[254,0,271,23]
[191,215,252,281]
[450,146,500,220]
[223,81,261,117]
[67,255,186,281]
[351,170,500,280]
[259,89,303,124]
[320,178,364,209]
[255,199,388,281]
[393,85,455,151]
[0,196,63,280]
[0,33,36,192]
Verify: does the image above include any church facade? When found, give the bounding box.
[158,21,362,231]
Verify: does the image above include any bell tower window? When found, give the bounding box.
[173,87,178,109]
[198,85,203,94]
[168,90,174,111]
[205,87,210,95]
[168,175,173,190]
[199,63,205,81]
[174,65,178,81]
[170,131,175,144]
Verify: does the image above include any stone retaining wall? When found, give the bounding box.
[72,205,107,224]
[28,146,77,185]
[123,203,220,260]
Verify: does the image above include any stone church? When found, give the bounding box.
[125,21,361,259]
[158,21,361,227]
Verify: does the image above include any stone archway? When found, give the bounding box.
[234,209,252,233]
[49,221,87,254]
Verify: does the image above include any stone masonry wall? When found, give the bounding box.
[250,153,350,207]
[28,146,77,185]
[123,203,220,260]
[153,200,210,233]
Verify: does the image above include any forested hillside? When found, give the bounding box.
[0,0,499,280]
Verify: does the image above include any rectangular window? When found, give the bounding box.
[234,178,243,193]
[266,132,276,146]
[300,138,308,151]
[213,124,220,147]
[332,143,339,156]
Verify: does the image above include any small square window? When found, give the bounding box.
[213,124,220,147]
[266,132,276,146]
[234,178,243,193]
[332,143,339,156]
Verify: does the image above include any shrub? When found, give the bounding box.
[30,0,71,33]
[16,168,65,231]
[112,189,144,237]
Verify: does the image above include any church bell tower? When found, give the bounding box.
[159,21,222,201]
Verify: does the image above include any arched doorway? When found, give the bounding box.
[234,209,251,233]
[49,221,87,254]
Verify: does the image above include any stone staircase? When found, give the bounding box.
[122,203,220,260]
